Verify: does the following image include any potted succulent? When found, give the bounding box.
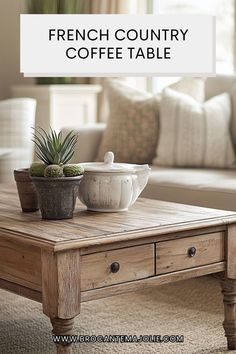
[30,127,84,220]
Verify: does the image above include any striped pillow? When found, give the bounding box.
[153,88,235,168]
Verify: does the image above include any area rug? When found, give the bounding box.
[0,275,234,354]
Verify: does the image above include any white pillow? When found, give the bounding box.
[169,77,205,103]
[153,88,235,168]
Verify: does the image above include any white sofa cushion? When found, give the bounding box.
[141,166,236,211]
[153,89,235,168]
[61,124,106,163]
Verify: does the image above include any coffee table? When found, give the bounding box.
[1,185,236,353]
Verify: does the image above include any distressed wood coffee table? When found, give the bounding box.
[1,186,236,353]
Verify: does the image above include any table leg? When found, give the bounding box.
[51,317,75,354]
[221,278,236,350]
[41,249,81,354]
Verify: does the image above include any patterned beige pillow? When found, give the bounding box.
[96,80,160,164]
[153,88,235,168]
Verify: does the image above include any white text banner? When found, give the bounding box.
[20,14,215,77]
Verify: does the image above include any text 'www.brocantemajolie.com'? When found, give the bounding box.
[52,334,184,344]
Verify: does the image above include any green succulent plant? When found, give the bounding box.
[32,127,78,166]
[29,162,47,177]
[44,164,64,178]
[63,164,84,177]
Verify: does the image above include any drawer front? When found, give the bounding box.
[81,244,154,291]
[156,232,224,275]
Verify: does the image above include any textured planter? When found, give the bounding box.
[32,176,83,220]
[14,168,39,212]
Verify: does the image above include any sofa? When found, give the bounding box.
[63,75,236,212]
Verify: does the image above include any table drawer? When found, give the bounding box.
[81,244,154,291]
[156,232,224,275]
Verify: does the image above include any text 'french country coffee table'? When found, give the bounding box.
[1,186,236,353]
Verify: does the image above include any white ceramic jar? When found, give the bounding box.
[78,151,150,212]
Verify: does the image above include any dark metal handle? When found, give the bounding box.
[188,247,197,257]
[110,262,120,273]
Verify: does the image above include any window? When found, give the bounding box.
[151,0,235,92]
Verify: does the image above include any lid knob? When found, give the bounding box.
[104,151,114,165]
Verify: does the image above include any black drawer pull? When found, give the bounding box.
[110,262,120,273]
[188,247,197,257]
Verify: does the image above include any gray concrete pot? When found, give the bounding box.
[32,176,83,220]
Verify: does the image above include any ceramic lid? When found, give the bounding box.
[81,152,150,173]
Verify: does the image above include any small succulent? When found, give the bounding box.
[63,164,84,177]
[29,162,47,177]
[32,127,78,165]
[44,165,64,178]
[30,127,84,179]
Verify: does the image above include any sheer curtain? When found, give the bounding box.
[81,0,148,15]
[80,0,148,121]
[82,0,131,14]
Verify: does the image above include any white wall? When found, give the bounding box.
[0,0,33,99]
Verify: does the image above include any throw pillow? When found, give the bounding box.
[96,80,160,164]
[96,78,205,164]
[153,88,235,168]
[169,77,205,103]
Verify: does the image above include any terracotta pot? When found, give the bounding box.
[31,176,83,220]
[14,168,39,212]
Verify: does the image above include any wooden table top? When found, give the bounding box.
[1,185,236,251]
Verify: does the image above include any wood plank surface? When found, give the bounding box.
[1,185,236,250]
